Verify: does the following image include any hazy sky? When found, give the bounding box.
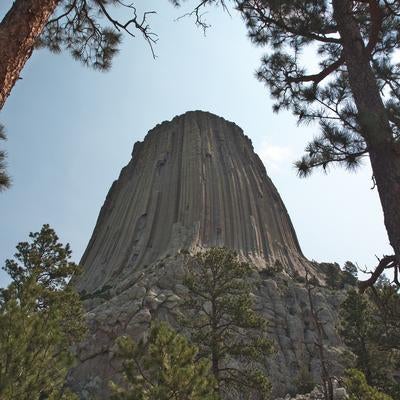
[0,1,392,286]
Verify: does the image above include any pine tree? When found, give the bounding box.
[180,247,273,400]
[376,274,391,288]
[343,261,358,286]
[325,263,343,289]
[178,0,400,284]
[0,124,10,191]
[304,269,334,400]
[0,0,163,110]
[0,224,86,400]
[241,0,400,284]
[339,288,400,397]
[294,366,315,395]
[339,290,380,384]
[344,369,393,400]
[110,322,218,400]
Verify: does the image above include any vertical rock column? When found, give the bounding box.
[76,110,310,294]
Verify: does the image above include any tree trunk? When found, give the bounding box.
[306,272,333,400]
[333,0,400,263]
[0,0,60,110]
[211,297,220,394]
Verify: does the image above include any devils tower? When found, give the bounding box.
[70,111,343,398]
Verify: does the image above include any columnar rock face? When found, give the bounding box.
[77,110,308,294]
[71,111,343,399]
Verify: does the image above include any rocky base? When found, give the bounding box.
[69,252,346,399]
[275,384,348,400]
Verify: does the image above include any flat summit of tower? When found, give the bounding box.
[152,110,243,132]
[137,110,252,157]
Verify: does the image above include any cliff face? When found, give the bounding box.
[77,111,308,294]
[70,111,343,398]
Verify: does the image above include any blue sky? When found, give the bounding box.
[0,1,392,286]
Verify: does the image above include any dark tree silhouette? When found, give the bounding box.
[0,124,10,191]
[177,0,400,286]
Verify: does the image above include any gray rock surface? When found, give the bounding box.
[76,111,312,294]
[274,382,348,400]
[70,111,345,398]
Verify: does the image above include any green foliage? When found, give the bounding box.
[294,366,315,395]
[0,225,86,400]
[0,124,10,191]
[339,288,400,397]
[324,262,343,289]
[376,274,391,288]
[340,290,381,382]
[262,259,284,278]
[315,261,357,289]
[342,261,358,286]
[343,261,358,278]
[180,247,273,400]
[37,0,160,70]
[232,0,400,174]
[110,322,218,400]
[80,284,113,301]
[344,369,393,400]
[293,271,306,284]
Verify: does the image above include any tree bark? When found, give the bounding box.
[333,0,400,264]
[0,0,60,110]
[306,272,333,400]
[211,296,220,393]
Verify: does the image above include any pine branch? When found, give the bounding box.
[358,255,399,292]
[288,56,344,85]
[176,0,229,33]
[96,0,158,58]
[0,124,11,191]
[245,1,341,44]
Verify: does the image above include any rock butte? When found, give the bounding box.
[76,110,310,294]
[70,111,343,398]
